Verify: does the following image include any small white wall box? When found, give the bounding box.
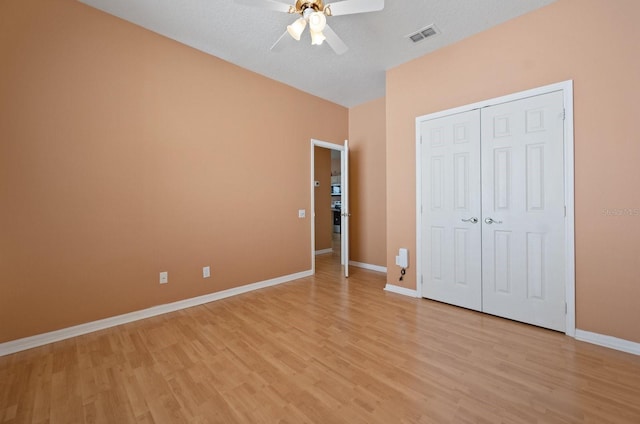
[396,248,408,268]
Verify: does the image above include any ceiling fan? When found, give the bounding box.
[236,0,384,55]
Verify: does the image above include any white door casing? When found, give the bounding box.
[421,110,482,311]
[310,139,350,277]
[481,91,566,331]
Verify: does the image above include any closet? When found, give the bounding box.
[418,88,569,332]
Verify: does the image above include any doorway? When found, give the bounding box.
[416,81,575,335]
[311,139,350,277]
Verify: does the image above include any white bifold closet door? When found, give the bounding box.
[421,109,482,311]
[481,91,566,331]
[421,91,566,332]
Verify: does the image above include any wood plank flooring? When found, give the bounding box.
[2,252,640,423]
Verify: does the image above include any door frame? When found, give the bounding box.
[310,139,349,276]
[415,80,576,337]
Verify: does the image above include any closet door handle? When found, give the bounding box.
[461,217,478,224]
[484,217,503,224]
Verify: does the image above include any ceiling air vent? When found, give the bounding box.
[407,25,439,43]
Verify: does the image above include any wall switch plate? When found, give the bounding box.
[203,266,211,278]
[298,209,306,218]
[159,271,168,284]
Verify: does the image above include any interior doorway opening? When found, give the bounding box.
[311,139,349,277]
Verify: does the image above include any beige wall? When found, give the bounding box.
[348,97,387,267]
[386,0,640,342]
[0,0,347,343]
[314,147,332,251]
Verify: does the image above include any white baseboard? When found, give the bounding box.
[0,270,313,357]
[575,329,640,356]
[10,273,638,358]
[315,248,333,255]
[349,261,387,273]
[384,284,418,298]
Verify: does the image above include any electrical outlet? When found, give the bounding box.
[159,271,168,284]
[203,266,211,278]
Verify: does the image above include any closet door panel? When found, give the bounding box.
[421,110,482,311]
[481,91,566,332]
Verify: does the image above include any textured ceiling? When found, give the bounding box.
[78,0,557,107]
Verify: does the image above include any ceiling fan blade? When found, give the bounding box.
[323,24,348,55]
[270,30,291,52]
[235,0,293,14]
[324,0,384,16]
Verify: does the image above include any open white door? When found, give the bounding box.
[341,139,350,277]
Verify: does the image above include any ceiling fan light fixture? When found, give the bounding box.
[287,17,307,41]
[310,29,326,45]
[308,11,327,32]
[241,0,383,55]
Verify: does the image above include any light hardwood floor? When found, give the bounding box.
[1,253,640,423]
